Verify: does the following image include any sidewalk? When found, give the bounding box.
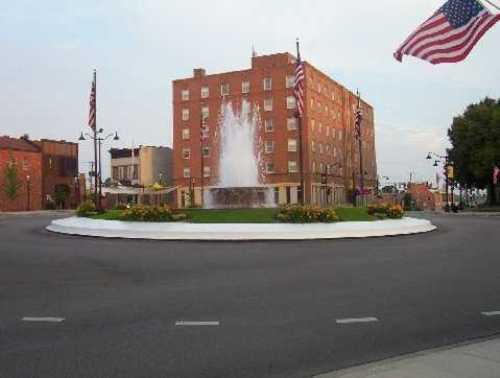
[314,336,500,378]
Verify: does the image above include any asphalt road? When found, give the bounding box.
[0,213,499,378]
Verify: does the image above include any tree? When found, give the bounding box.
[448,98,500,205]
[2,154,22,200]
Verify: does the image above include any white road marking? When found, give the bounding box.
[336,317,379,324]
[175,321,220,326]
[481,311,500,317]
[22,317,65,323]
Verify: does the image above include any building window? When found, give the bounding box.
[332,128,336,139]
[312,161,316,173]
[242,81,250,94]
[326,127,330,137]
[201,105,209,119]
[221,83,230,96]
[112,166,118,180]
[266,162,275,174]
[288,139,297,152]
[264,140,274,154]
[263,77,272,91]
[311,140,316,153]
[264,119,274,132]
[333,146,337,158]
[202,146,210,157]
[338,130,343,141]
[288,161,298,173]
[182,108,190,121]
[319,143,324,154]
[286,96,296,109]
[319,123,323,133]
[310,98,314,108]
[286,75,295,89]
[264,98,273,112]
[182,128,190,140]
[287,117,298,131]
[203,166,211,178]
[181,89,189,101]
[183,168,191,178]
[182,148,191,160]
[326,144,331,154]
[320,163,324,173]
[311,119,315,131]
[201,86,209,98]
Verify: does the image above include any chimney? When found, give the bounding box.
[193,68,206,78]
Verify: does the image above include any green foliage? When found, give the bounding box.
[2,154,22,200]
[368,203,404,219]
[276,205,339,223]
[121,205,174,222]
[447,98,500,203]
[54,185,70,207]
[76,200,97,217]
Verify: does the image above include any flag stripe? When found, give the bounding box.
[394,0,499,65]
[412,12,487,56]
[428,15,499,63]
[421,13,491,59]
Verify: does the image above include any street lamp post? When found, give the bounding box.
[79,129,119,211]
[426,152,453,212]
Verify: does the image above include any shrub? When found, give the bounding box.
[368,203,404,219]
[76,201,97,217]
[386,204,404,219]
[121,205,174,222]
[276,205,339,223]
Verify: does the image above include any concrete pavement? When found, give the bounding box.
[315,336,500,378]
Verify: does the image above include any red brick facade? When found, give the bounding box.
[0,138,43,211]
[172,53,377,207]
[0,136,78,212]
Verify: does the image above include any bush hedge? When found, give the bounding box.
[276,205,339,223]
[76,201,97,217]
[367,203,404,219]
[121,205,174,222]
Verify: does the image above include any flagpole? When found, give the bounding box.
[356,90,364,206]
[296,38,305,205]
[200,114,204,208]
[93,69,99,210]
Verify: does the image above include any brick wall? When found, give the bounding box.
[0,149,42,211]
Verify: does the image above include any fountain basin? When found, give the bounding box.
[206,187,275,209]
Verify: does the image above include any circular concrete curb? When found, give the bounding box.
[46,217,436,241]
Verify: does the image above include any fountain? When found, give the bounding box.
[204,100,275,209]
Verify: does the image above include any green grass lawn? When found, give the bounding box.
[89,207,375,223]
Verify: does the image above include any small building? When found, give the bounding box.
[0,136,79,211]
[109,146,172,187]
[407,183,443,211]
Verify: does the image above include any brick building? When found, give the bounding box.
[0,136,43,211]
[0,136,79,211]
[172,52,377,207]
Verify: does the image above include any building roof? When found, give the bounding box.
[0,136,40,153]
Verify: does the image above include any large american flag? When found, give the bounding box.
[88,72,96,130]
[294,59,305,118]
[394,0,499,65]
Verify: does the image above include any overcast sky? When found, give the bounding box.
[1,0,499,183]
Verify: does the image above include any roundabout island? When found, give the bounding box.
[46,207,436,241]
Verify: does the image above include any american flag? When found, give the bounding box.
[394,0,499,65]
[294,59,305,118]
[354,106,363,138]
[88,72,96,130]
